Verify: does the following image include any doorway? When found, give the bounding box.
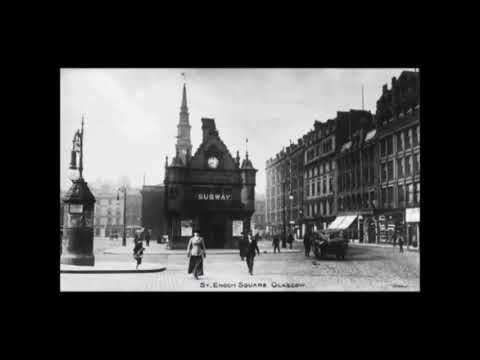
[199,213,227,248]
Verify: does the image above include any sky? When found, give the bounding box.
[60,68,414,193]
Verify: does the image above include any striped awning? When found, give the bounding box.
[327,215,358,230]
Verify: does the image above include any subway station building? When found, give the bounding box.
[142,83,257,249]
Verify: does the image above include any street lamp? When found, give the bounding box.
[289,194,294,235]
[117,186,127,246]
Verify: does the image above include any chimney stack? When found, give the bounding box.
[201,118,217,142]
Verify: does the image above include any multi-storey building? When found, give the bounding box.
[336,111,377,243]
[265,139,305,238]
[91,187,142,238]
[376,70,420,247]
[303,119,337,232]
[252,193,266,233]
[302,110,372,234]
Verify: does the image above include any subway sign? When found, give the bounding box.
[193,188,232,201]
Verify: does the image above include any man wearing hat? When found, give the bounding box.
[245,231,260,275]
[239,231,248,261]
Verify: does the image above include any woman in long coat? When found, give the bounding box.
[187,231,207,279]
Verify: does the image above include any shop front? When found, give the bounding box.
[405,207,420,249]
[376,210,404,244]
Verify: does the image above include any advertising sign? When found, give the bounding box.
[193,187,232,201]
[181,220,193,237]
[406,208,420,223]
[232,220,243,237]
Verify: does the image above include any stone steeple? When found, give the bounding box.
[175,83,192,164]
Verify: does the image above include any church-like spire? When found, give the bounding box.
[181,83,188,111]
[176,78,192,165]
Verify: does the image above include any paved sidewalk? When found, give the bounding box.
[60,262,166,273]
[350,241,419,252]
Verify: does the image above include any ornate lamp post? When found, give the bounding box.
[61,116,96,266]
[117,186,127,247]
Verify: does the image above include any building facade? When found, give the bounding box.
[143,83,257,249]
[336,111,377,243]
[252,193,266,233]
[140,185,167,241]
[91,187,142,238]
[303,119,337,233]
[375,71,420,247]
[265,139,305,238]
[265,70,420,246]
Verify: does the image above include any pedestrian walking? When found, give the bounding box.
[187,231,206,280]
[281,233,287,248]
[303,230,311,257]
[144,228,151,247]
[245,232,260,275]
[392,231,397,248]
[239,233,248,261]
[133,238,145,270]
[398,232,404,253]
[272,234,280,253]
[287,232,294,249]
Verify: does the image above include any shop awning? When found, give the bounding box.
[327,216,345,229]
[327,215,358,230]
[364,129,376,142]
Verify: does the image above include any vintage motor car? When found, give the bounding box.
[311,230,348,260]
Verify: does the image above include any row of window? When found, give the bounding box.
[306,198,334,217]
[305,160,335,179]
[337,147,375,170]
[95,217,122,226]
[381,182,420,208]
[305,138,334,162]
[306,176,333,197]
[337,166,376,192]
[380,126,420,157]
[381,153,420,182]
[338,191,376,212]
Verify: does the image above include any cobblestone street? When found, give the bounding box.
[61,243,419,291]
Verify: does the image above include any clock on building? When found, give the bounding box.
[208,157,219,169]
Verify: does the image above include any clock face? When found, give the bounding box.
[208,157,219,169]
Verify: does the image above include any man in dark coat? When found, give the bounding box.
[398,232,404,253]
[281,233,287,248]
[144,228,151,247]
[303,230,311,257]
[239,233,248,261]
[245,232,260,275]
[287,232,294,249]
[272,234,280,253]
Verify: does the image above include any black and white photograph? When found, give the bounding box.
[59,68,420,291]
